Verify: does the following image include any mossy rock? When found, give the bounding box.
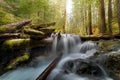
[98,40,120,53]
[107,53,120,70]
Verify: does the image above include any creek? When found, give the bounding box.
[0,34,118,80]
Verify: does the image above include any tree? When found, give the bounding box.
[116,0,120,34]
[108,0,112,35]
[98,0,106,35]
[87,0,92,35]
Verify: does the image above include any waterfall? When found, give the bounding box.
[48,33,113,80]
[0,33,114,80]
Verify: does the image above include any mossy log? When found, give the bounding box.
[0,33,21,43]
[24,28,54,40]
[31,22,56,29]
[0,33,20,39]
[39,28,55,34]
[24,28,46,39]
[24,28,44,35]
[0,19,31,33]
[0,38,52,51]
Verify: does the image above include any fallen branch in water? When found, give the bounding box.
[36,53,63,80]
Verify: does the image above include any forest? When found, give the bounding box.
[0,0,120,80]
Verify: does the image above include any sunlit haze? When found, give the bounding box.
[66,0,73,14]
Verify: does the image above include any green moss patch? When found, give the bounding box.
[24,28,45,35]
[5,53,30,70]
[2,39,30,50]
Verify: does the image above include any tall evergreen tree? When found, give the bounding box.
[116,0,120,34]
[99,0,106,35]
[108,0,112,35]
[87,0,92,35]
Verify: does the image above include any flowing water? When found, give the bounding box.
[47,34,113,80]
[0,34,113,80]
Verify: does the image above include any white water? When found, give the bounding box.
[0,34,113,80]
[47,34,113,80]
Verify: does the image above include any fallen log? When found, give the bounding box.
[39,28,55,34]
[80,34,120,41]
[36,53,63,80]
[24,28,54,40]
[39,28,55,37]
[32,22,56,29]
[24,28,46,40]
[0,33,21,43]
[0,33,20,39]
[24,28,44,35]
[0,38,53,51]
[0,19,31,33]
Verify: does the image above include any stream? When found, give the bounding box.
[0,34,118,80]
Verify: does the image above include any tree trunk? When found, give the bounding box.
[116,0,120,34]
[108,0,112,35]
[0,20,31,33]
[62,9,66,33]
[85,9,88,35]
[99,0,106,35]
[88,3,92,35]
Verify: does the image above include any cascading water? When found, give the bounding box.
[0,33,114,80]
[47,33,113,80]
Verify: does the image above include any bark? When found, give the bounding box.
[0,33,20,43]
[80,34,120,41]
[0,19,32,33]
[32,22,56,29]
[0,33,20,39]
[88,3,92,35]
[62,10,66,33]
[99,0,106,34]
[108,0,112,35]
[85,8,88,35]
[116,0,120,34]
[39,28,55,36]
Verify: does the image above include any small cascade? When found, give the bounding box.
[51,33,81,55]
[48,33,113,80]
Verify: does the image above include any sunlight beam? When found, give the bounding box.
[66,0,73,14]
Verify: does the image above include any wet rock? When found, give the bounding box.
[79,41,98,53]
[62,59,105,77]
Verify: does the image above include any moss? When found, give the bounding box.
[0,26,8,33]
[100,41,120,51]
[2,39,30,50]
[24,28,45,35]
[5,53,30,70]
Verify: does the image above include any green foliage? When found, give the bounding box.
[0,7,18,26]
[0,26,7,33]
